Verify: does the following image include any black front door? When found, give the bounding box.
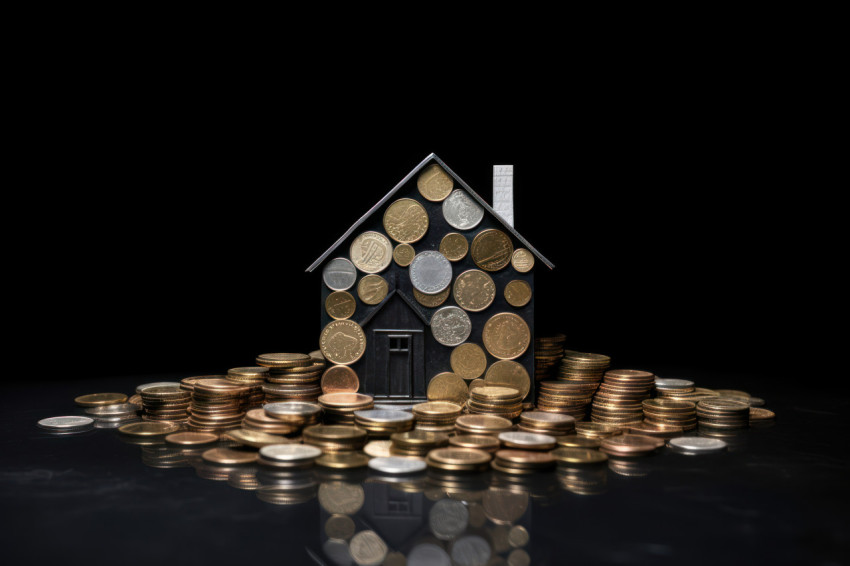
[370,329,424,399]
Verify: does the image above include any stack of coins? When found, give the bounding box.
[318,393,374,424]
[535,380,596,420]
[467,386,523,419]
[518,412,576,436]
[492,450,556,474]
[600,434,664,458]
[575,422,624,440]
[426,447,492,473]
[354,410,414,437]
[449,435,501,453]
[412,401,463,433]
[390,430,449,457]
[454,414,513,437]
[263,402,322,431]
[642,399,697,431]
[591,370,655,426]
[559,351,611,383]
[187,378,250,432]
[140,386,191,422]
[242,408,297,435]
[226,367,268,407]
[258,444,323,470]
[258,353,325,403]
[534,334,566,381]
[303,424,368,453]
[696,398,750,430]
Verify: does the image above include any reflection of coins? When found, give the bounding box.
[504,280,532,308]
[443,189,484,230]
[453,269,496,312]
[393,243,415,267]
[431,306,472,346]
[325,291,356,320]
[119,421,181,436]
[350,231,392,274]
[439,232,468,261]
[482,313,530,359]
[427,372,469,406]
[325,514,356,541]
[357,274,388,305]
[417,163,454,202]
[321,365,360,394]
[413,285,450,308]
[483,487,529,524]
[511,248,535,272]
[471,229,513,272]
[323,257,357,291]
[383,198,429,243]
[450,343,487,380]
[410,251,452,294]
[350,530,389,566]
[202,448,258,465]
[484,360,530,398]
[318,482,365,514]
[429,499,469,540]
[320,320,367,365]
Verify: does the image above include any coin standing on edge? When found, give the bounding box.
[321,365,360,394]
[323,258,357,291]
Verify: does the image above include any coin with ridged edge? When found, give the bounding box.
[383,198,429,243]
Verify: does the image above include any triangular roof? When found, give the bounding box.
[306,153,554,272]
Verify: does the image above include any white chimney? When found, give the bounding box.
[493,165,514,227]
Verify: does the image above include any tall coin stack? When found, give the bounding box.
[467,386,523,420]
[354,409,414,437]
[187,378,249,433]
[226,367,267,408]
[536,381,597,420]
[257,353,325,403]
[318,393,374,424]
[641,399,697,431]
[412,401,463,433]
[390,430,449,457]
[140,385,191,423]
[696,398,750,430]
[534,334,566,381]
[543,350,612,420]
[590,370,655,426]
[303,424,368,453]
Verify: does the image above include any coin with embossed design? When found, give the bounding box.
[450,343,487,380]
[357,274,388,305]
[471,229,513,272]
[482,312,530,360]
[410,251,452,294]
[350,231,392,274]
[427,372,469,406]
[439,232,469,261]
[443,189,484,230]
[454,269,496,312]
[393,244,415,267]
[325,291,356,320]
[417,163,454,202]
[323,257,357,291]
[320,320,367,365]
[484,360,530,398]
[383,198,429,243]
[321,365,360,394]
[504,280,532,308]
[413,285,450,308]
[511,248,535,273]
[431,306,472,346]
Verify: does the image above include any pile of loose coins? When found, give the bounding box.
[591,370,655,426]
[258,352,326,403]
[188,378,249,432]
[353,409,414,437]
[412,401,463,433]
[467,386,523,419]
[318,392,374,424]
[534,334,566,381]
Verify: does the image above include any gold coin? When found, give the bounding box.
[417,163,454,202]
[453,269,496,312]
[413,285,450,308]
[320,320,367,365]
[482,312,531,360]
[357,274,388,305]
[350,531,388,566]
[504,280,532,308]
[119,421,181,436]
[223,429,290,448]
[471,229,513,272]
[202,447,258,465]
[450,343,488,380]
[383,198,429,243]
[325,514,356,541]
[484,360,530,399]
[439,232,469,261]
[350,231,392,274]
[427,372,469,406]
[550,447,608,465]
[75,393,128,407]
[468,379,486,393]
[321,365,360,394]
[393,243,415,267]
[325,291,356,320]
[511,248,535,273]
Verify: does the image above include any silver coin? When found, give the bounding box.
[668,436,727,454]
[353,410,414,423]
[368,456,427,474]
[37,416,95,431]
[373,403,415,412]
[451,535,492,566]
[443,189,484,230]
[323,257,357,291]
[85,403,139,417]
[748,397,765,407]
[260,444,322,462]
[409,251,452,294]
[136,381,181,394]
[95,418,140,429]
[430,306,472,346]
[430,499,469,540]
[499,431,557,447]
[322,539,353,566]
[263,402,322,417]
[408,543,451,566]
[655,378,695,390]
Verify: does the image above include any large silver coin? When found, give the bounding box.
[667,436,727,454]
[430,499,469,540]
[655,378,695,390]
[85,403,139,417]
[373,403,415,412]
[451,535,492,566]
[499,431,557,448]
[323,258,358,291]
[260,444,322,462]
[353,410,414,423]
[408,544,451,566]
[37,416,94,431]
[409,251,452,294]
[368,456,427,474]
[136,381,181,394]
[264,402,322,418]
[430,306,472,346]
[443,190,484,231]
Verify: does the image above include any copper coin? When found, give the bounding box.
[600,434,664,455]
[165,431,219,445]
[202,447,258,465]
[321,365,360,394]
[749,407,775,421]
[494,449,556,467]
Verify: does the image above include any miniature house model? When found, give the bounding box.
[308,154,552,404]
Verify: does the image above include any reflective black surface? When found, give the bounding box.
[2,374,848,566]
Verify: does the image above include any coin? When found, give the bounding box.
[667,436,727,454]
[320,365,360,394]
[417,163,454,202]
[202,447,258,465]
[325,514,356,541]
[119,421,181,436]
[451,535,492,566]
[75,393,128,407]
[453,269,496,312]
[316,452,371,469]
[383,198,429,243]
[226,367,269,382]
[749,407,775,422]
[224,429,290,448]
[323,257,357,291]
[136,382,181,393]
[364,440,393,457]
[427,372,469,406]
[37,416,94,432]
[409,544,451,566]
[263,401,323,422]
[504,280,532,308]
[85,403,139,417]
[368,456,427,474]
[455,414,513,435]
[655,378,695,390]
[260,444,323,462]
[600,434,664,457]
[164,431,218,445]
[350,231,392,274]
[409,251,452,294]
[320,320,367,365]
[550,447,608,465]
[450,343,487,380]
[393,243,415,267]
[439,232,469,261]
[413,285,451,308]
[482,313,530,359]
[450,435,500,452]
[325,291,357,320]
[471,229,513,272]
[498,431,557,450]
[511,248,534,273]
[256,353,312,368]
[430,306,472,346]
[357,274,388,305]
[443,189,484,230]
[484,360,530,399]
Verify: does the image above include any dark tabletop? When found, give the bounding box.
[2,372,848,566]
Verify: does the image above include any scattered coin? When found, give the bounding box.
[667,436,728,455]
[749,407,775,422]
[37,416,94,432]
[323,257,358,291]
[118,421,181,436]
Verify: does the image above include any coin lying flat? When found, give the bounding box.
[353,410,414,424]
[136,382,182,394]
[368,456,427,474]
[498,432,557,450]
[323,257,357,291]
[202,448,258,465]
[75,393,128,407]
[350,231,392,274]
[655,378,695,390]
[85,403,139,417]
[37,416,94,432]
[316,452,371,469]
[164,431,219,445]
[260,444,322,462]
[667,436,727,454]
[119,421,181,436]
[410,251,452,295]
[383,198,429,244]
[418,163,454,202]
[431,306,472,346]
[320,320,367,365]
[443,189,484,230]
[223,428,290,448]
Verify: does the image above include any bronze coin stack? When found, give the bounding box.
[518,412,576,436]
[426,447,492,473]
[257,353,325,403]
[242,408,297,435]
[139,386,191,423]
[412,401,463,433]
[303,424,368,453]
[454,414,513,437]
[575,421,624,440]
[390,430,449,457]
[263,401,322,432]
[642,399,697,431]
[534,334,566,381]
[535,380,597,420]
[696,398,750,430]
[226,367,268,408]
[467,386,523,419]
[492,449,557,474]
[590,370,655,426]
[318,393,374,424]
[187,378,250,433]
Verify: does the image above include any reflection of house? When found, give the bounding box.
[308,154,553,403]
